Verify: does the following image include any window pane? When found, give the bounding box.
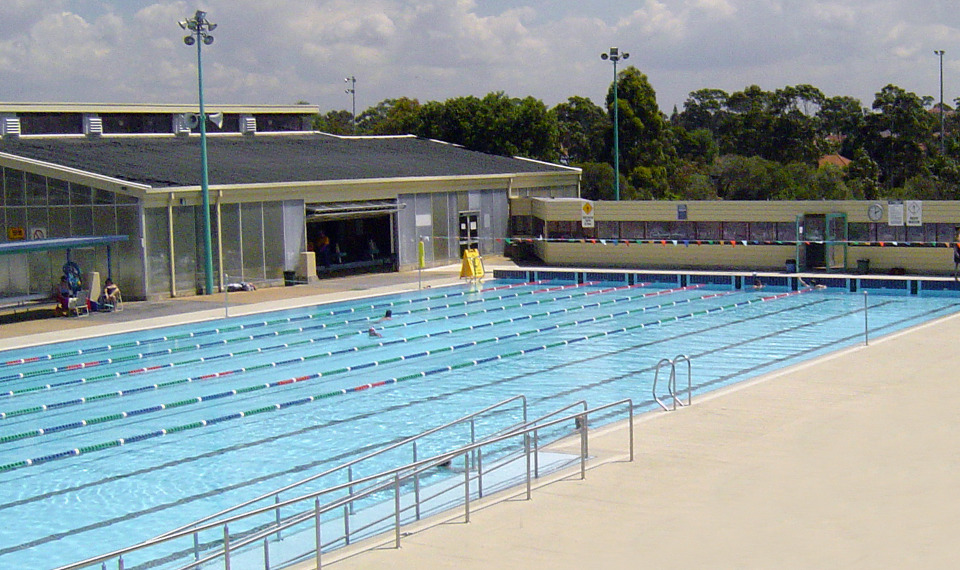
[697,222,720,240]
[241,203,264,280]
[596,221,619,239]
[94,189,116,205]
[4,169,24,206]
[750,222,776,241]
[70,183,92,206]
[25,173,46,206]
[262,201,284,280]
[48,178,69,206]
[621,221,644,239]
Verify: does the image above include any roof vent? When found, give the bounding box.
[1,116,21,138]
[83,115,103,137]
[240,115,257,135]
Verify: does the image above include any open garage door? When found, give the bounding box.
[305,200,400,277]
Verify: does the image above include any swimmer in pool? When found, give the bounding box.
[368,327,382,338]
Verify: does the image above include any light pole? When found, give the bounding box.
[179,10,217,295]
[935,50,945,154]
[601,47,628,201]
[345,76,357,134]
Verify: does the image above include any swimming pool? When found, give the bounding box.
[1,273,958,569]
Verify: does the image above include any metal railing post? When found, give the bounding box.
[464,454,471,523]
[394,473,402,548]
[223,524,231,570]
[263,537,270,570]
[347,465,355,515]
[629,405,635,462]
[864,290,869,345]
[118,557,124,570]
[524,432,532,500]
[315,498,322,569]
[579,413,587,480]
[470,418,476,471]
[193,531,200,561]
[343,504,350,545]
[477,447,484,498]
[274,494,281,540]
[533,427,540,478]
[413,441,421,520]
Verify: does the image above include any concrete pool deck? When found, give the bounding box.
[3,263,958,568]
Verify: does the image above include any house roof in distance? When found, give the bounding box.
[0,133,574,188]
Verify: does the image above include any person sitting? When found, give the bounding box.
[54,275,72,317]
[102,278,121,307]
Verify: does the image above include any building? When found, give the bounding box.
[513,198,960,275]
[0,103,580,300]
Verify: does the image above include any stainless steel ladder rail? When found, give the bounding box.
[652,355,692,411]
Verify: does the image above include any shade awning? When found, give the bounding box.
[0,235,128,256]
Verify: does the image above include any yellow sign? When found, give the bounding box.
[417,240,425,269]
[581,200,595,228]
[459,249,485,279]
[7,227,24,240]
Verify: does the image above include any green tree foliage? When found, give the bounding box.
[553,96,607,164]
[607,67,676,196]
[313,110,354,135]
[356,97,422,135]
[860,85,936,189]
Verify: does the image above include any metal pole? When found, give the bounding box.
[263,537,270,570]
[274,494,281,539]
[463,454,471,523]
[315,498,322,569]
[936,50,946,154]
[612,57,620,202]
[224,272,229,317]
[863,290,869,345]
[196,20,215,295]
[580,413,587,480]
[343,504,350,545]
[394,473,402,548]
[413,441,421,520]
[223,523,231,570]
[524,432,532,500]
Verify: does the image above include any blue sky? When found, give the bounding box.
[1,1,959,115]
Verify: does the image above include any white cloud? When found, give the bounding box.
[0,0,959,115]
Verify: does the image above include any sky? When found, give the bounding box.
[1,0,960,115]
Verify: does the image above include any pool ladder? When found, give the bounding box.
[652,355,692,411]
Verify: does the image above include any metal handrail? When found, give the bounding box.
[652,357,674,411]
[56,399,633,570]
[151,394,527,542]
[653,356,693,411]
[671,354,692,408]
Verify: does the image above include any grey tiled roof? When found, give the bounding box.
[0,134,569,188]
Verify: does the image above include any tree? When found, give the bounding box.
[357,97,422,135]
[861,84,935,189]
[313,110,354,135]
[607,66,676,196]
[553,96,607,164]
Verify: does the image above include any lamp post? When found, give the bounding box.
[345,76,357,134]
[600,47,628,201]
[935,49,945,155]
[179,10,217,295]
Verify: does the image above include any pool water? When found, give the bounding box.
[0,277,957,569]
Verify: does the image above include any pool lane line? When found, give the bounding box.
[0,288,793,464]
[0,280,583,384]
[0,282,691,423]
[0,279,553,369]
[0,282,693,419]
[0,285,726,447]
[0,294,839,517]
[0,280,653,397]
[0,296,921,558]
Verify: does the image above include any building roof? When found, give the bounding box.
[0,133,573,188]
[818,154,852,168]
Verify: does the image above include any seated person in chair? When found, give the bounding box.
[102,278,121,307]
[54,275,72,317]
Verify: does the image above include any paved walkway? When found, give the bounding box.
[4,265,958,569]
[327,306,960,569]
